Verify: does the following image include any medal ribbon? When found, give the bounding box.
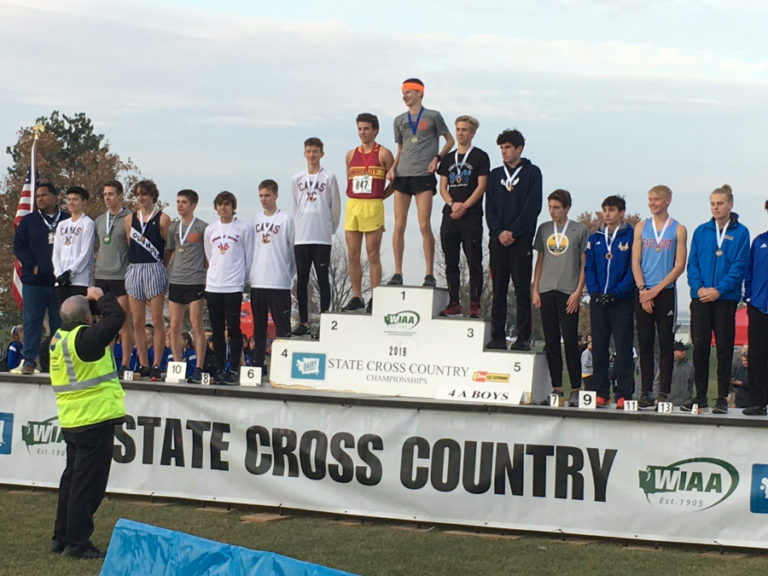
[454,146,473,182]
[652,216,671,250]
[179,216,197,248]
[360,143,378,174]
[603,224,620,293]
[105,207,125,238]
[502,164,523,190]
[138,206,158,237]
[304,169,322,198]
[407,107,425,137]
[716,219,730,254]
[553,219,569,252]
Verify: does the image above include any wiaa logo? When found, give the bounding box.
[638,457,738,511]
[383,310,420,331]
[21,415,65,451]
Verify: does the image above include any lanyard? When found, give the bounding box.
[304,169,322,196]
[138,206,158,236]
[407,107,424,136]
[716,219,730,256]
[360,144,378,174]
[553,220,569,252]
[105,207,125,237]
[502,164,523,191]
[652,216,671,251]
[179,216,197,246]
[40,210,61,231]
[454,146,473,182]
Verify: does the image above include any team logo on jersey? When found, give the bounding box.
[618,241,630,252]
[545,234,569,256]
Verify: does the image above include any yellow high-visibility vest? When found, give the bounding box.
[50,325,125,429]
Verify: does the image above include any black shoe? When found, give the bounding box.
[743,405,767,416]
[509,338,530,351]
[223,371,239,385]
[712,397,729,414]
[137,365,151,379]
[387,273,403,286]
[292,324,310,337]
[119,366,131,378]
[486,339,508,350]
[213,370,227,385]
[366,298,373,314]
[50,539,66,554]
[342,297,365,312]
[423,274,436,287]
[567,390,580,407]
[150,365,162,381]
[187,367,203,384]
[62,542,105,559]
[638,394,655,409]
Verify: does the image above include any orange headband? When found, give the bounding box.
[402,81,424,93]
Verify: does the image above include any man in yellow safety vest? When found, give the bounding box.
[49,286,125,559]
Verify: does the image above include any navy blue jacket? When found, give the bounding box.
[13,210,70,287]
[485,158,542,241]
[745,231,768,314]
[687,213,749,302]
[585,222,635,300]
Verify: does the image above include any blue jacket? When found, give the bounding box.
[745,231,768,314]
[13,210,70,286]
[485,158,542,241]
[687,213,750,301]
[585,222,635,300]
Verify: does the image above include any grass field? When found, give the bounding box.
[2,487,766,576]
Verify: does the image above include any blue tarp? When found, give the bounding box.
[100,518,359,576]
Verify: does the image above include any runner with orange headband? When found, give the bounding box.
[385,78,454,288]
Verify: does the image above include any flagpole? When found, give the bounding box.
[31,121,44,194]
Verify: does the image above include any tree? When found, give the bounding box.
[0,111,142,323]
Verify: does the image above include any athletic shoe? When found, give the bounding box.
[187,367,204,384]
[680,398,707,413]
[223,371,239,386]
[138,365,151,380]
[120,366,131,378]
[616,397,626,410]
[712,397,729,414]
[342,297,365,312]
[213,370,227,385]
[21,362,36,375]
[423,274,436,287]
[62,542,105,559]
[469,302,482,318]
[439,302,462,317]
[486,339,508,350]
[150,365,162,381]
[567,390,580,407]
[387,273,403,286]
[509,338,531,351]
[596,396,610,407]
[366,298,373,314]
[743,405,767,416]
[292,324,310,337]
[638,394,654,409]
[50,539,66,554]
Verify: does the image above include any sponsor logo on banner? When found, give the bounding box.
[638,457,738,511]
[383,310,420,334]
[749,464,768,514]
[0,412,13,455]
[472,371,510,384]
[291,353,326,380]
[21,415,65,456]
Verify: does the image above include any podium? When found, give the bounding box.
[270,286,550,405]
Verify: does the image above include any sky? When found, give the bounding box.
[1,0,767,313]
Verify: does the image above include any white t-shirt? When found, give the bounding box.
[204,218,253,293]
[291,168,341,245]
[249,210,296,289]
[53,214,95,287]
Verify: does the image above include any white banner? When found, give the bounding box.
[2,381,768,549]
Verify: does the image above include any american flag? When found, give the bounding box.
[12,137,37,311]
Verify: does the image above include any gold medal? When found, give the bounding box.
[456,175,462,184]
[178,246,185,254]
[605,252,612,261]
[411,136,418,143]
[103,235,111,244]
[506,182,513,192]
[655,246,662,252]
[716,249,723,257]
